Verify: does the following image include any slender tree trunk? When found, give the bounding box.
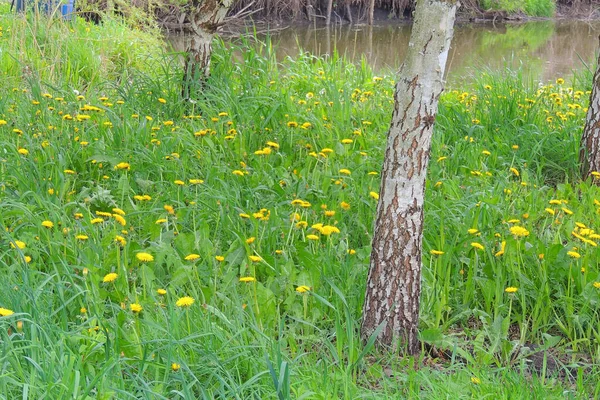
[367,0,375,25]
[580,37,600,181]
[345,0,353,24]
[361,0,458,354]
[326,0,333,25]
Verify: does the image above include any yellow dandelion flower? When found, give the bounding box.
[0,308,14,317]
[296,285,311,293]
[10,240,26,249]
[509,226,529,237]
[157,289,167,295]
[112,207,126,216]
[114,162,130,170]
[369,191,379,200]
[495,241,507,257]
[76,234,89,241]
[430,250,444,255]
[185,254,200,261]
[505,287,518,293]
[239,277,256,283]
[103,272,118,283]
[215,256,225,262]
[171,363,181,372]
[249,255,262,262]
[176,296,195,307]
[164,205,175,215]
[471,242,484,250]
[136,252,154,262]
[113,214,126,226]
[130,303,143,313]
[567,251,581,259]
[319,225,340,235]
[42,220,54,229]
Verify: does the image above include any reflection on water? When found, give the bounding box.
[252,20,599,82]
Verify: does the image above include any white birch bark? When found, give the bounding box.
[182,0,234,98]
[580,37,600,181]
[361,0,458,354]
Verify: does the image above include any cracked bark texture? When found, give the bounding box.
[361,0,458,354]
[182,0,234,98]
[580,37,600,181]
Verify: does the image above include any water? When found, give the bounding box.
[251,20,600,83]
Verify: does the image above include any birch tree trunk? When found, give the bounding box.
[579,38,600,181]
[182,0,234,98]
[361,0,458,354]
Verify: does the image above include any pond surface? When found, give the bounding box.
[252,20,600,83]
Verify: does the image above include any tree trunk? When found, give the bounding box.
[182,0,234,98]
[361,0,458,354]
[345,0,353,24]
[326,0,333,25]
[183,31,214,99]
[579,37,600,181]
[367,0,375,25]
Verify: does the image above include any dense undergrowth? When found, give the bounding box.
[1,7,600,399]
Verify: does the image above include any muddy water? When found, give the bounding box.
[255,20,600,83]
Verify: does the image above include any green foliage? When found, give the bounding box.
[0,9,164,88]
[0,11,599,398]
[479,0,556,17]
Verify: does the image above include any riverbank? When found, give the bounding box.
[215,19,599,85]
[1,9,600,398]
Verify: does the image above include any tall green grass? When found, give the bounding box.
[0,4,164,89]
[479,0,556,17]
[0,11,599,398]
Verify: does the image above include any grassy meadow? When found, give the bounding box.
[1,5,600,399]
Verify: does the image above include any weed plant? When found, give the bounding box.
[0,10,599,399]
